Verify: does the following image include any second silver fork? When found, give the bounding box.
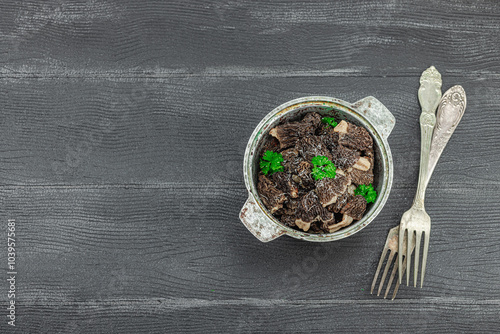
[399,82,467,287]
[372,67,467,297]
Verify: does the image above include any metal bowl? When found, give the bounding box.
[239,96,395,242]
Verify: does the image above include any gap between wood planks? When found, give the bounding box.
[18,297,500,308]
[0,66,497,80]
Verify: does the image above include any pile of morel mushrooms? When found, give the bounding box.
[257,112,377,233]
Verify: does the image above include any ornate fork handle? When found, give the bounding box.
[398,67,442,286]
[413,66,442,209]
[425,85,467,187]
[381,70,467,294]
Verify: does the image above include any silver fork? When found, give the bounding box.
[371,225,414,299]
[371,66,441,297]
[398,66,442,287]
[399,75,469,288]
[371,83,467,297]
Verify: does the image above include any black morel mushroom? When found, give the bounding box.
[349,167,374,186]
[335,120,373,151]
[280,214,297,228]
[261,137,281,154]
[294,190,334,232]
[281,148,302,173]
[320,130,340,152]
[341,195,368,221]
[270,121,316,150]
[297,135,333,162]
[272,172,299,198]
[295,160,315,189]
[301,112,322,128]
[282,198,299,216]
[325,215,354,233]
[330,145,360,170]
[326,184,356,213]
[315,171,352,207]
[257,174,287,214]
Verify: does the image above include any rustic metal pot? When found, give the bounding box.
[239,96,395,242]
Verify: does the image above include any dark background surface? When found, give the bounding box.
[1,1,499,333]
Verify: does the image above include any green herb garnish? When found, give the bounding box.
[321,117,338,128]
[354,184,377,203]
[311,156,337,180]
[260,150,284,175]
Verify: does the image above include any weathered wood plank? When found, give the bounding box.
[0,185,498,303]
[1,0,500,77]
[1,1,500,332]
[13,299,500,333]
[0,76,495,186]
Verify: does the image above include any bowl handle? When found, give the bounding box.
[352,96,395,139]
[239,196,286,242]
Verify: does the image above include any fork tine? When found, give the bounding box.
[391,254,408,300]
[398,228,405,284]
[377,250,395,296]
[406,229,414,286]
[371,247,389,294]
[420,230,430,287]
[413,231,422,287]
[384,252,399,299]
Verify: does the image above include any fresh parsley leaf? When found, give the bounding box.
[354,184,367,196]
[365,187,377,203]
[259,160,270,175]
[311,155,337,180]
[311,156,329,167]
[311,167,326,180]
[323,163,337,175]
[260,150,284,175]
[321,117,338,128]
[355,184,377,203]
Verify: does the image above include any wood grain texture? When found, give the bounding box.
[0,185,498,304]
[14,299,500,333]
[1,0,500,333]
[0,76,497,187]
[0,0,500,78]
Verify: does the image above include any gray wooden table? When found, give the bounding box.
[1,1,499,333]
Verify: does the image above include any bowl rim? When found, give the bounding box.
[243,96,393,242]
